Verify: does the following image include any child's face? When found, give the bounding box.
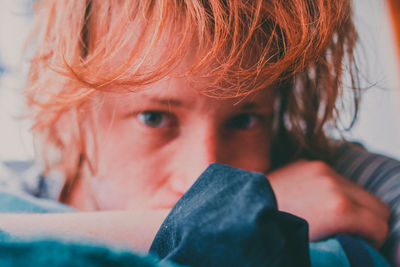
[72,73,274,210]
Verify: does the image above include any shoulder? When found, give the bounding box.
[0,160,73,213]
[0,160,63,200]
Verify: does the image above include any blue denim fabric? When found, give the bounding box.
[150,163,311,267]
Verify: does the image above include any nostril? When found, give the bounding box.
[168,171,205,195]
[169,176,191,195]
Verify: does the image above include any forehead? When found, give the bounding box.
[98,74,275,114]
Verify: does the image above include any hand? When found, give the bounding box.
[267,160,390,247]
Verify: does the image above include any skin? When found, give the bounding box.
[67,76,273,210]
[65,68,389,247]
[0,28,390,252]
[0,76,390,251]
[0,210,170,250]
[268,160,390,247]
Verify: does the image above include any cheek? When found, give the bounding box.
[89,137,178,209]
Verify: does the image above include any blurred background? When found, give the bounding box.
[0,0,400,161]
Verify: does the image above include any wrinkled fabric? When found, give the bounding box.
[150,163,311,267]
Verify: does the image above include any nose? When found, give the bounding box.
[169,123,222,194]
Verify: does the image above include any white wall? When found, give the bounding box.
[344,0,400,159]
[0,0,399,160]
[0,0,34,160]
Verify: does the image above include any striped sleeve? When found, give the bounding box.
[332,143,400,266]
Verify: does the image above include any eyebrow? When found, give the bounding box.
[147,97,184,107]
[141,96,264,111]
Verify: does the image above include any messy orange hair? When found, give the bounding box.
[26,0,359,200]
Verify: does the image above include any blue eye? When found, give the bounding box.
[137,111,172,128]
[226,114,258,130]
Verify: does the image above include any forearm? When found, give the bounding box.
[332,145,400,265]
[0,210,170,251]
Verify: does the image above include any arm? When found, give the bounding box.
[0,210,170,251]
[267,160,390,247]
[332,143,400,265]
[265,142,400,265]
[0,161,169,251]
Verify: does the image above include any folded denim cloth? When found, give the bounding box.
[150,163,310,267]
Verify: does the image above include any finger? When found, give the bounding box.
[338,202,389,248]
[347,188,390,220]
[332,173,391,220]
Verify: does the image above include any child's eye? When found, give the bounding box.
[225,114,259,130]
[137,111,175,128]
